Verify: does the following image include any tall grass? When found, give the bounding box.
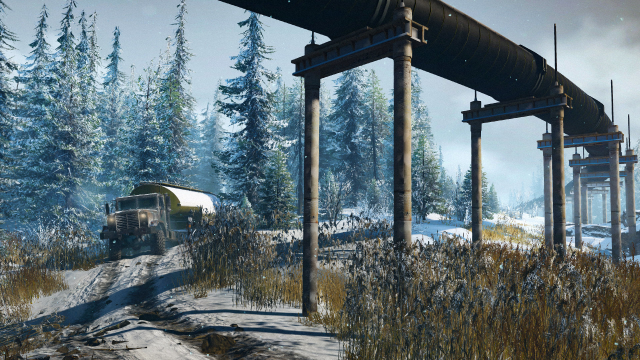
[180,207,640,359]
[0,221,107,357]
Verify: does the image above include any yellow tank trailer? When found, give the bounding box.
[100,182,219,261]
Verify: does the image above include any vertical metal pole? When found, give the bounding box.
[573,154,582,249]
[588,195,592,223]
[393,5,413,252]
[626,149,636,253]
[551,85,566,256]
[609,125,622,263]
[543,133,553,249]
[581,183,588,225]
[602,193,607,223]
[471,122,483,244]
[302,63,320,316]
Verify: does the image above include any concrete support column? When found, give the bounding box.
[609,125,622,264]
[602,193,607,223]
[626,149,637,253]
[581,184,588,225]
[471,122,483,244]
[551,85,566,256]
[573,154,582,249]
[543,133,553,250]
[302,65,320,316]
[392,6,413,252]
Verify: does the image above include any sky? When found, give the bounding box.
[4,0,640,204]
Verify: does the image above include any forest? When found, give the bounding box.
[0,0,501,232]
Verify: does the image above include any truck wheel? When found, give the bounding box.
[151,231,166,256]
[109,239,122,261]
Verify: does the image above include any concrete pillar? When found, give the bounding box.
[543,132,553,250]
[602,193,607,223]
[626,149,636,253]
[609,125,622,264]
[393,5,413,252]
[551,85,566,256]
[471,122,483,244]
[302,60,320,316]
[573,154,582,249]
[588,195,593,223]
[581,183,588,225]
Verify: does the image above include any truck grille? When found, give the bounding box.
[116,212,139,230]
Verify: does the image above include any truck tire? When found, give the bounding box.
[151,230,166,256]
[109,239,122,261]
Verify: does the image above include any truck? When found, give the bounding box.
[100,182,220,261]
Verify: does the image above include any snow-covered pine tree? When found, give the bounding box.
[155,0,195,184]
[486,183,500,219]
[283,77,304,215]
[0,0,17,218]
[122,63,165,186]
[217,12,275,206]
[100,26,126,200]
[329,68,366,205]
[319,82,335,180]
[198,83,225,194]
[362,70,390,182]
[411,70,433,147]
[259,145,296,228]
[460,165,489,224]
[17,0,103,223]
[412,134,441,222]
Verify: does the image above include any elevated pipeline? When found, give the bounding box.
[220,0,612,155]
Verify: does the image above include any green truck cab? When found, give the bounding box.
[100,182,219,261]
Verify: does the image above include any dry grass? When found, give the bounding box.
[0,222,106,358]
[482,215,544,245]
[180,207,640,359]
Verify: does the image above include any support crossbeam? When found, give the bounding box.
[587,181,623,188]
[569,155,637,167]
[580,171,627,179]
[291,18,427,78]
[461,94,571,124]
[538,132,624,149]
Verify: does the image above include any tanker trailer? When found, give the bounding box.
[100,182,219,261]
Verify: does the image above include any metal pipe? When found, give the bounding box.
[393,5,413,252]
[302,59,320,316]
[220,0,614,143]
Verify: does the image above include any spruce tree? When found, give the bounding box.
[329,68,366,204]
[412,134,441,222]
[123,63,164,186]
[218,12,275,206]
[198,84,225,194]
[156,0,195,184]
[362,70,390,182]
[283,77,304,215]
[17,0,103,223]
[460,165,490,224]
[259,146,296,228]
[0,0,17,218]
[100,26,126,199]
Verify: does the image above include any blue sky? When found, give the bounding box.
[5,0,640,203]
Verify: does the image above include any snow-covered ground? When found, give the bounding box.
[23,245,339,360]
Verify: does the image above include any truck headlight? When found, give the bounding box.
[107,214,116,230]
[139,212,148,227]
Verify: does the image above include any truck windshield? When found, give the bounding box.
[138,197,157,209]
[118,199,137,211]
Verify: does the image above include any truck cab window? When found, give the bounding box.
[138,197,158,209]
[118,199,137,211]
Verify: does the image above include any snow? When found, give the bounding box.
[24,245,339,359]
